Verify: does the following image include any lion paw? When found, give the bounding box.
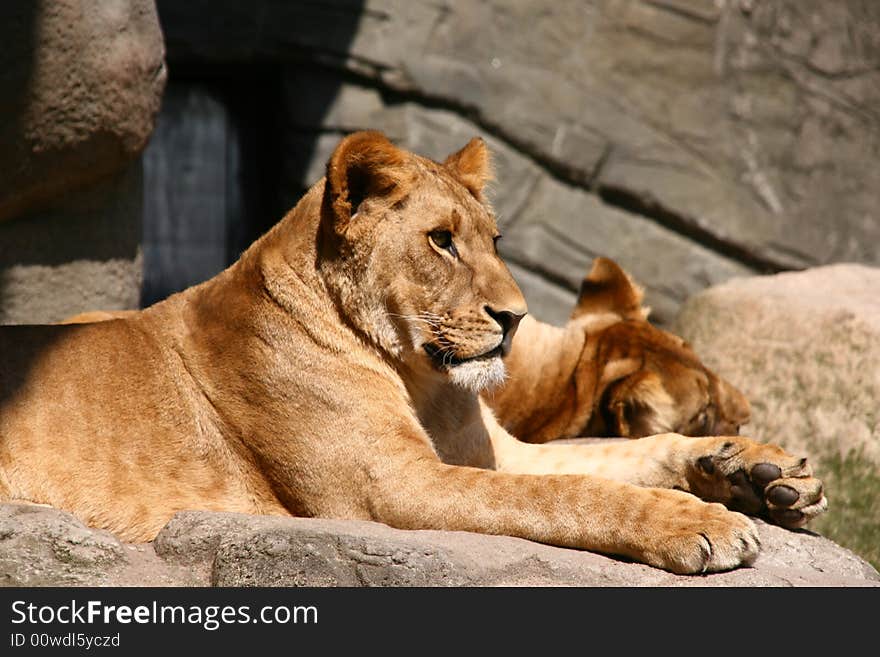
[638,491,760,574]
[690,438,827,529]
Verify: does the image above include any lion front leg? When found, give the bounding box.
[491,427,827,530]
[366,459,759,575]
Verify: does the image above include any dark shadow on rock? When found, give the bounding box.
[0,2,39,316]
[0,4,95,405]
[140,70,286,306]
[0,168,143,269]
[0,2,38,194]
[143,0,367,306]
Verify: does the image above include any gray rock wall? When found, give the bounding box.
[0,1,166,324]
[1,2,875,322]
[0,0,166,223]
[150,0,879,326]
[0,164,144,324]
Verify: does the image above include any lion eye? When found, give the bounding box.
[429,230,458,257]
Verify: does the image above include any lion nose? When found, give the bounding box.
[485,306,525,356]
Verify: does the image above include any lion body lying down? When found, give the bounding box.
[0,132,826,574]
[487,257,752,443]
[63,257,753,446]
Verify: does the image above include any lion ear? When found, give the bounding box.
[607,371,677,438]
[444,137,493,200]
[324,131,411,230]
[572,257,648,321]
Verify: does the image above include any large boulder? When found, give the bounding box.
[0,503,197,587]
[1,503,877,587]
[676,264,880,462]
[0,0,166,222]
[0,165,144,324]
[0,0,166,324]
[675,264,880,570]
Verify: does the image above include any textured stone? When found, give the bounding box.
[158,0,880,274]
[160,511,880,587]
[2,504,877,587]
[0,0,166,222]
[674,264,880,465]
[276,77,753,325]
[0,503,128,586]
[501,175,753,326]
[674,264,880,569]
[0,163,143,324]
[150,0,879,321]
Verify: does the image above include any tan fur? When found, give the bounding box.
[484,258,753,443]
[1,133,825,574]
[59,310,137,325]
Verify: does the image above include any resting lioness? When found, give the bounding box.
[0,132,826,574]
[65,258,752,444]
[486,257,752,443]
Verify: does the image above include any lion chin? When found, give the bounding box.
[422,342,509,393]
[447,357,507,393]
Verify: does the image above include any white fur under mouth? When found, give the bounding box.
[446,356,507,393]
[421,341,508,392]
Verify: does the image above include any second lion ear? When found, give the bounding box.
[324,131,412,232]
[572,257,648,321]
[444,137,493,200]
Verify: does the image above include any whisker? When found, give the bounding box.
[387,312,443,328]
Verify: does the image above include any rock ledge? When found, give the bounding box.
[1,504,877,587]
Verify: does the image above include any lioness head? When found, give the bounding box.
[577,258,751,438]
[318,131,527,392]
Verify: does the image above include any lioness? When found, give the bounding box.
[486,257,752,443]
[65,258,752,444]
[0,132,826,574]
